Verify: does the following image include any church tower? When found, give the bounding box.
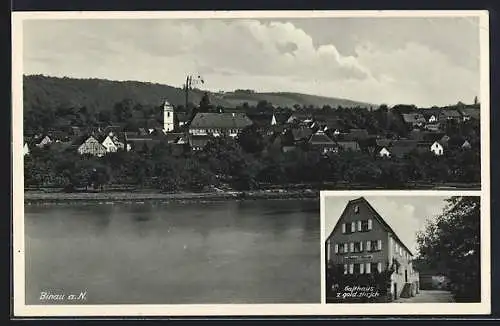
[163,100,175,132]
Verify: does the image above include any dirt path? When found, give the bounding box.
[395,290,455,303]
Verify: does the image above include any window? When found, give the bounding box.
[349,242,355,253]
[334,244,339,254]
[357,220,362,231]
[354,205,360,213]
[377,262,382,273]
[342,223,346,233]
[167,112,170,117]
[343,243,348,253]
[354,241,364,253]
[368,219,373,230]
[343,264,348,275]
[365,262,371,274]
[349,264,354,274]
[377,240,382,251]
[366,240,371,251]
[359,263,365,274]
[399,246,403,256]
[351,221,356,233]
[354,264,363,274]
[343,222,354,234]
[327,242,331,260]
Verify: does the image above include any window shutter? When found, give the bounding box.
[334,244,339,254]
[357,220,362,231]
[349,264,354,274]
[377,262,382,273]
[368,219,373,230]
[359,241,364,252]
[350,242,354,253]
[378,240,382,250]
[344,264,348,275]
[365,262,371,274]
[351,222,356,232]
[342,223,346,233]
[366,240,371,251]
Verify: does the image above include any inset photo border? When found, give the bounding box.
[320,191,489,314]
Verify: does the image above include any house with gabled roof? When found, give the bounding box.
[77,136,107,157]
[308,130,336,154]
[189,112,253,138]
[325,197,419,301]
[336,140,361,152]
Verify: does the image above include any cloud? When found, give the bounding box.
[325,196,449,255]
[22,18,480,107]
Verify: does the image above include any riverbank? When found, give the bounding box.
[24,189,320,204]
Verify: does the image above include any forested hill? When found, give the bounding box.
[23,75,374,114]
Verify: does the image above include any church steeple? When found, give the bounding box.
[163,100,174,132]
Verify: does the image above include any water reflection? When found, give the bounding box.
[25,199,320,304]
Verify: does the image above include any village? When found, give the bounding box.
[23,90,481,192]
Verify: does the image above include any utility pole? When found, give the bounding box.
[184,74,204,109]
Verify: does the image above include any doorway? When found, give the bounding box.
[405,269,408,283]
[393,283,398,300]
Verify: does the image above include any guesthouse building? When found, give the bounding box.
[325,197,419,301]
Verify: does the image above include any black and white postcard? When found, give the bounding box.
[12,10,490,317]
[322,193,482,305]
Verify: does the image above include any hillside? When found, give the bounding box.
[23,75,374,114]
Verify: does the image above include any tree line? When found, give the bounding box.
[25,131,481,192]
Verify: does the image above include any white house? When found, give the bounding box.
[163,100,175,132]
[36,135,52,148]
[379,147,391,157]
[102,135,118,153]
[271,114,277,126]
[23,143,30,156]
[428,115,437,123]
[462,140,472,150]
[430,141,444,156]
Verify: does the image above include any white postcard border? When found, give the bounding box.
[12,10,491,317]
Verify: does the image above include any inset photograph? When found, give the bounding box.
[323,194,480,303]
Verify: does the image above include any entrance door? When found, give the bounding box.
[393,283,398,300]
[405,269,408,283]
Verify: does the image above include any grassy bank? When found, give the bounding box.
[24,189,320,204]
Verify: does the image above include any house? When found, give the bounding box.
[401,113,426,128]
[188,112,253,138]
[124,134,162,152]
[188,135,212,151]
[424,123,441,132]
[458,107,480,121]
[23,142,30,156]
[325,197,419,301]
[35,135,52,148]
[308,130,336,154]
[441,109,461,122]
[290,126,313,144]
[336,141,361,152]
[101,135,125,153]
[378,147,391,158]
[462,140,472,150]
[77,136,107,157]
[430,141,445,156]
[419,109,442,123]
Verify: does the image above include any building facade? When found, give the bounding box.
[77,136,107,157]
[188,112,253,138]
[325,197,419,301]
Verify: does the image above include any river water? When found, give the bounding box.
[24,199,320,304]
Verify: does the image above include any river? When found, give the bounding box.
[24,199,320,304]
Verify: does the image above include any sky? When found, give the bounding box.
[23,16,480,107]
[323,196,452,255]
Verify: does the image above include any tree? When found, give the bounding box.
[416,196,480,302]
[237,125,265,154]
